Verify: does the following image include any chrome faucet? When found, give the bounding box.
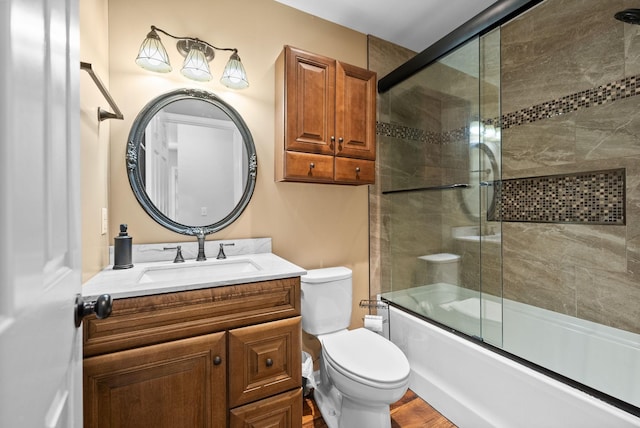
[196,231,207,261]
[216,243,235,259]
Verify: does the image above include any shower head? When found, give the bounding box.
[615,9,640,25]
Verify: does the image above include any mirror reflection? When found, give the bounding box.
[127,89,257,235]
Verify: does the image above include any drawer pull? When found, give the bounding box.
[213,356,222,366]
[309,162,315,169]
[355,167,361,173]
[266,358,273,367]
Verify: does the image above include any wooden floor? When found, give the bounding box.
[302,389,457,427]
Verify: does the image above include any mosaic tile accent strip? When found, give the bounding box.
[501,75,640,129]
[489,169,625,224]
[376,122,468,145]
[378,75,640,138]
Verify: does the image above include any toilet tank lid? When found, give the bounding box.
[301,266,352,283]
[418,253,460,263]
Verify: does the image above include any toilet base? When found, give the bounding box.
[313,372,392,428]
[313,378,341,428]
[340,396,392,428]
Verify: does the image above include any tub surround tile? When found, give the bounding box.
[501,0,625,113]
[502,254,577,316]
[501,119,576,176]
[575,267,640,335]
[623,17,640,76]
[575,96,640,161]
[503,223,627,273]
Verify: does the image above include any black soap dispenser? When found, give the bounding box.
[113,224,133,269]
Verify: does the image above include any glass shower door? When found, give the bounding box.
[380,29,503,344]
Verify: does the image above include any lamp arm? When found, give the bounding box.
[151,25,237,54]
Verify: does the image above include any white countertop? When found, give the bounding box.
[82,252,306,300]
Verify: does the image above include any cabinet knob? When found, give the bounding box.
[355,167,361,173]
[266,358,273,367]
[309,162,315,169]
[338,137,344,144]
[213,356,222,366]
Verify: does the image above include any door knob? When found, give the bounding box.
[75,294,112,327]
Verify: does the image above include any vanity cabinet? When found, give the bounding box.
[83,278,302,428]
[275,45,377,185]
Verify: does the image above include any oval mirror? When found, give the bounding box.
[126,88,257,236]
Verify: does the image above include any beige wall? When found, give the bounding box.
[80,0,372,351]
[80,0,111,282]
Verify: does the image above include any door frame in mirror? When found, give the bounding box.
[126,88,257,236]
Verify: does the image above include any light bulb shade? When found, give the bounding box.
[220,52,249,89]
[135,30,172,73]
[181,44,213,82]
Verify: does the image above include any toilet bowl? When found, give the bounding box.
[301,267,410,428]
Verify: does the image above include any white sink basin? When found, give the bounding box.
[137,259,261,284]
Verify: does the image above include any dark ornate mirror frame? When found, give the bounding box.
[126,88,258,236]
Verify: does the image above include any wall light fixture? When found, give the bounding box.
[135,25,249,89]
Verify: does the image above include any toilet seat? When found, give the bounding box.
[322,328,410,389]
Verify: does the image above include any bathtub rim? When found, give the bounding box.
[382,297,640,419]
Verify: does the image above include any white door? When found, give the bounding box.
[0,0,83,427]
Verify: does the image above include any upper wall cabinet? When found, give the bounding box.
[275,46,377,185]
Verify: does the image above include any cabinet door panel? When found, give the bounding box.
[285,47,336,155]
[335,62,376,160]
[229,389,302,428]
[229,317,301,407]
[84,332,226,428]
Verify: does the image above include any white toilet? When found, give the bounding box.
[418,252,461,285]
[301,267,410,428]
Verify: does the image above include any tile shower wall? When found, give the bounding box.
[500,0,640,334]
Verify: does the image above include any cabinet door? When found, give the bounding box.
[335,62,377,161]
[228,317,301,408]
[285,46,336,155]
[84,332,226,428]
[229,389,302,428]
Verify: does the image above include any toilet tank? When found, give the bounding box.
[300,267,352,336]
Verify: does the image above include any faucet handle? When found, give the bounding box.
[216,243,235,260]
[173,246,185,263]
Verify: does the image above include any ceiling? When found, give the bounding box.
[274,0,501,53]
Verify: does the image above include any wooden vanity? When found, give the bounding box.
[82,276,302,428]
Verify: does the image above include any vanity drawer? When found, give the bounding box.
[229,388,302,428]
[282,151,334,182]
[334,157,375,184]
[83,278,300,357]
[228,317,301,407]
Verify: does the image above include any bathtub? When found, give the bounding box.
[383,283,640,427]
